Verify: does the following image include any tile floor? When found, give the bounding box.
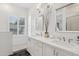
[10,49,31,56]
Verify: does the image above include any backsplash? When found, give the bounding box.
[51,32,79,45]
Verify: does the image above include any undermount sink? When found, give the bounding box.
[49,39,78,49]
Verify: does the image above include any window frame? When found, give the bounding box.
[8,16,26,36]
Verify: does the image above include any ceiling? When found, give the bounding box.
[13,3,70,9]
[13,3,38,9]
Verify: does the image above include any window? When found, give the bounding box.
[9,16,25,35]
[19,17,25,34]
[9,16,17,34]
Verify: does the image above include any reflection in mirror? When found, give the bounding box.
[56,14,63,31]
[19,17,25,25]
[56,3,79,31]
[66,15,79,31]
[19,26,24,34]
[19,17,25,34]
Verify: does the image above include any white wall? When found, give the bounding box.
[0,32,12,56]
[0,4,29,51]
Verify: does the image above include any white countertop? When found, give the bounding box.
[28,35,79,55]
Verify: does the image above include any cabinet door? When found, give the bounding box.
[53,48,62,56]
[43,43,55,56]
[26,38,36,56]
[54,47,78,56]
[59,49,78,56]
[34,40,43,56]
[27,38,35,56]
[29,38,42,56]
[52,47,68,56]
[27,38,32,55]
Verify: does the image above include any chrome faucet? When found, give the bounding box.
[68,39,73,43]
[57,36,66,42]
[62,37,65,42]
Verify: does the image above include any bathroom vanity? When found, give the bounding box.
[27,3,79,56]
[27,35,79,56]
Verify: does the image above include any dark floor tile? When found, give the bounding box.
[9,49,31,56]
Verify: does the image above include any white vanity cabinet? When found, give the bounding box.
[27,38,31,54]
[42,44,65,56]
[27,36,79,56]
[42,43,55,56]
[27,37,42,56]
[51,46,78,56]
[30,38,42,56]
[54,48,68,56]
[42,43,76,56]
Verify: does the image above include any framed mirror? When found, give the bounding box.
[55,3,79,32]
[30,7,44,36]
